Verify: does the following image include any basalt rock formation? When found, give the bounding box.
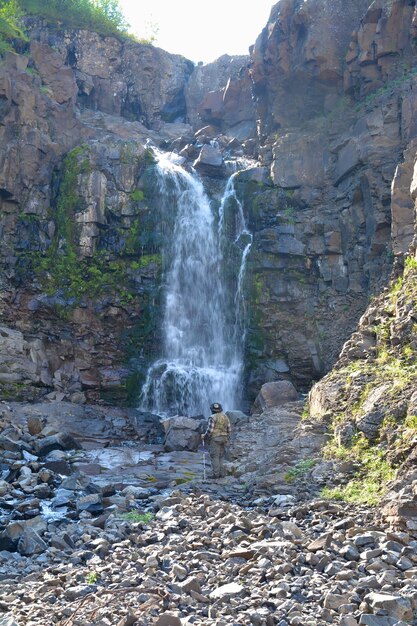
[1,0,417,414]
[238,0,417,395]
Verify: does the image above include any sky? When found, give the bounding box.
[118,0,274,64]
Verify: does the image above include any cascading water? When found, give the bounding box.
[218,172,253,347]
[140,151,251,417]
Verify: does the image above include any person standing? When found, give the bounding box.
[202,402,231,479]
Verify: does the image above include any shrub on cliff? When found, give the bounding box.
[0,0,26,54]
[0,0,130,49]
[20,0,130,35]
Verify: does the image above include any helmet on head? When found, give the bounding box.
[210,402,223,413]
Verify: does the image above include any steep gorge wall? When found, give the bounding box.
[0,25,196,405]
[237,0,417,395]
[1,0,417,409]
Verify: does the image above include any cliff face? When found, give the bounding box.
[0,24,196,405]
[1,0,417,410]
[238,0,417,395]
[303,0,417,527]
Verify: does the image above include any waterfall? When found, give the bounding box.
[218,172,253,346]
[140,151,251,417]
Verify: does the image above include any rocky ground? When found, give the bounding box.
[1,400,417,626]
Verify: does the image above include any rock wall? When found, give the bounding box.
[250,0,372,135]
[2,0,417,408]
[237,0,417,395]
[0,23,197,405]
[185,54,255,141]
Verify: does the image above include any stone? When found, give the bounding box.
[272,133,328,188]
[307,532,332,552]
[210,582,244,599]
[185,54,253,131]
[0,616,20,626]
[323,592,352,610]
[35,433,82,457]
[340,618,358,626]
[154,614,182,626]
[163,416,201,452]
[17,528,47,556]
[252,381,299,413]
[76,494,103,514]
[340,544,360,561]
[364,593,413,621]
[117,613,138,626]
[177,576,202,595]
[172,563,187,580]
[193,145,224,176]
[359,617,403,626]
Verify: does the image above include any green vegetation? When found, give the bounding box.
[25,146,158,308]
[122,511,154,523]
[0,0,131,56]
[131,189,144,203]
[20,0,129,36]
[355,65,417,112]
[0,0,26,55]
[318,256,417,505]
[322,437,396,505]
[86,571,98,584]
[285,458,317,483]
[282,204,296,225]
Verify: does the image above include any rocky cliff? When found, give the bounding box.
[0,23,195,405]
[1,0,417,413]
[239,0,417,395]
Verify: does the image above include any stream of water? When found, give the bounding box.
[140,152,251,417]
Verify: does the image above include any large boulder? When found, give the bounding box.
[252,380,299,414]
[35,432,82,457]
[130,410,165,444]
[193,144,224,177]
[162,416,202,452]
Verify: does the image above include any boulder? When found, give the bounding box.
[35,432,82,457]
[209,582,244,599]
[17,528,47,556]
[163,416,201,452]
[130,410,165,444]
[252,381,299,414]
[154,614,182,626]
[364,592,413,622]
[193,144,224,177]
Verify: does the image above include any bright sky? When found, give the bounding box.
[118,0,274,64]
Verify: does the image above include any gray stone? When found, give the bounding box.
[17,528,47,556]
[323,592,352,610]
[210,582,244,599]
[365,593,413,621]
[76,494,103,514]
[163,416,201,452]
[340,544,360,561]
[177,576,202,595]
[359,616,403,626]
[252,381,299,413]
[193,145,224,176]
[154,614,182,626]
[172,563,187,581]
[35,432,82,457]
[64,585,97,601]
[0,616,20,626]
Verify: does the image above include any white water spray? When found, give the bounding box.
[140,152,251,417]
